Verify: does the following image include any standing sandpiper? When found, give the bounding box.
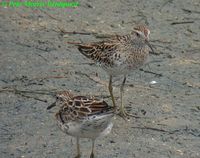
[47,91,115,158]
[76,24,154,118]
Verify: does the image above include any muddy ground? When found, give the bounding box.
[0,0,200,158]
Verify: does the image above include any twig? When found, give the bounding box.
[0,88,55,95]
[182,8,200,14]
[132,126,169,132]
[139,68,163,77]
[67,41,82,45]
[58,26,95,35]
[62,31,96,35]
[0,88,53,102]
[39,9,62,21]
[169,127,200,136]
[38,75,69,79]
[94,34,114,39]
[75,71,107,86]
[151,40,172,44]
[0,79,8,83]
[17,93,48,103]
[71,62,95,66]
[58,27,114,39]
[149,50,160,55]
[171,21,194,25]
[127,83,169,92]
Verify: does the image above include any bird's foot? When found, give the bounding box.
[117,108,139,121]
[90,152,94,158]
[75,154,81,158]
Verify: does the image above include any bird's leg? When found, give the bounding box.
[118,76,127,117]
[75,137,81,158]
[108,75,116,108]
[90,139,95,158]
[118,76,138,119]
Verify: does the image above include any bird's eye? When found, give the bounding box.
[136,32,140,37]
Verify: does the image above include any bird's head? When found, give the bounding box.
[131,24,154,53]
[47,91,74,110]
[132,25,150,40]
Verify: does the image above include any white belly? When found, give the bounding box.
[101,54,149,76]
[57,114,113,139]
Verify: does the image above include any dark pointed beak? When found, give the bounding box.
[145,40,155,54]
[47,102,56,110]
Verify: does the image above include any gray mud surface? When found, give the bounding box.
[0,0,200,158]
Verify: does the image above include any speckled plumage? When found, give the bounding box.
[78,25,151,76]
[76,25,153,118]
[48,91,115,158]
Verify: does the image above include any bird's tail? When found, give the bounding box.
[68,41,94,59]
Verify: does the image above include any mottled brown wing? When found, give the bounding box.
[77,36,124,65]
[55,96,114,123]
[72,96,114,117]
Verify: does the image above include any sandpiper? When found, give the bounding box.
[47,91,115,158]
[76,24,154,118]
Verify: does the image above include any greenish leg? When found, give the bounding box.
[90,139,95,158]
[119,76,138,119]
[119,76,127,117]
[108,75,116,108]
[75,137,81,158]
